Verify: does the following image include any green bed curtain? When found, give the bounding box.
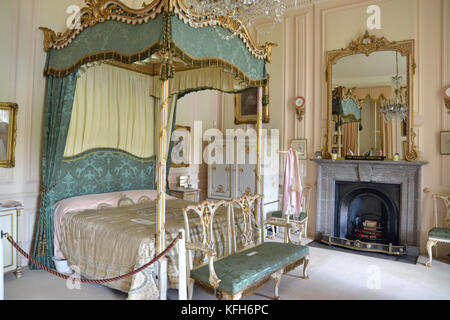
[31,72,79,269]
[31,71,179,270]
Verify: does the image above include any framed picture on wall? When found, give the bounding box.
[171,125,191,167]
[234,86,270,124]
[291,139,307,160]
[441,131,450,155]
[0,102,18,168]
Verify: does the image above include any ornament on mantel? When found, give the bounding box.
[294,96,306,122]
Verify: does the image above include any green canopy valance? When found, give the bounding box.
[40,0,272,87]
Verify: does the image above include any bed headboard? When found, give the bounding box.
[54,148,156,203]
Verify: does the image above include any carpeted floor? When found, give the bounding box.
[4,236,449,300]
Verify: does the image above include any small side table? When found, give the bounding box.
[170,187,200,203]
[0,203,23,279]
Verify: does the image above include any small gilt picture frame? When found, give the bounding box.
[291,139,307,160]
[0,102,18,168]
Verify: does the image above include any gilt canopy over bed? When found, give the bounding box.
[32,0,273,298]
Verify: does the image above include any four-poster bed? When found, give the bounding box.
[33,0,274,299]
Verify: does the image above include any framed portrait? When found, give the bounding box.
[0,103,18,168]
[234,86,270,124]
[291,139,307,160]
[441,131,450,155]
[170,125,191,168]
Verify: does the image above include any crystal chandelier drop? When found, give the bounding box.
[380,52,408,122]
[182,0,318,40]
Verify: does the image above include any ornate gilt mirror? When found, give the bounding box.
[324,31,417,161]
[0,102,18,168]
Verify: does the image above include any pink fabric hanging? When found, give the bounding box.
[282,147,303,217]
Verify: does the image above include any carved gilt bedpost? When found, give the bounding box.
[256,85,264,244]
[156,77,169,299]
[155,7,175,300]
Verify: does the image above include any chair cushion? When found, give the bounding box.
[190,242,309,295]
[269,210,307,222]
[428,227,450,239]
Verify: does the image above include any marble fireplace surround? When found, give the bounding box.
[312,159,428,256]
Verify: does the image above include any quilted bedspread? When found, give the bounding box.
[60,198,249,300]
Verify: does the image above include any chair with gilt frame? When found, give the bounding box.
[426,194,450,267]
[266,185,312,244]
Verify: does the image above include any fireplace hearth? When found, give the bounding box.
[312,159,427,256]
[335,181,400,246]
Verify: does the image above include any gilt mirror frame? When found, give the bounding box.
[324,31,417,161]
[0,102,18,168]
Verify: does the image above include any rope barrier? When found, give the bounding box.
[4,232,181,284]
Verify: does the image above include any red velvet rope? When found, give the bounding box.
[7,234,180,284]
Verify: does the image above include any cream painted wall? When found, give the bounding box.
[0,0,84,266]
[169,90,222,201]
[221,0,449,256]
[0,0,448,266]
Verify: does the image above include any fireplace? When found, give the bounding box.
[312,159,427,256]
[335,181,400,245]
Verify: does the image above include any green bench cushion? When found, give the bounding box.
[190,242,309,295]
[269,210,307,222]
[428,227,450,239]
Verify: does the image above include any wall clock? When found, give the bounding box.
[295,96,306,121]
[443,85,450,112]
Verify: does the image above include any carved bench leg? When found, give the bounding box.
[426,240,437,268]
[187,279,195,300]
[271,270,282,300]
[303,254,310,279]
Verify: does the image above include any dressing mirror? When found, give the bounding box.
[324,31,416,161]
[0,103,18,167]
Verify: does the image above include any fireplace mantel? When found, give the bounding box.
[311,159,428,255]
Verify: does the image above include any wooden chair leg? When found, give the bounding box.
[304,220,308,239]
[426,239,438,268]
[268,224,276,240]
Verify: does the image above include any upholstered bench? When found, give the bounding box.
[190,242,309,300]
[183,195,310,300]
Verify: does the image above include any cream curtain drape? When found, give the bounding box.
[64,64,157,158]
[149,67,247,98]
[342,122,358,156]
